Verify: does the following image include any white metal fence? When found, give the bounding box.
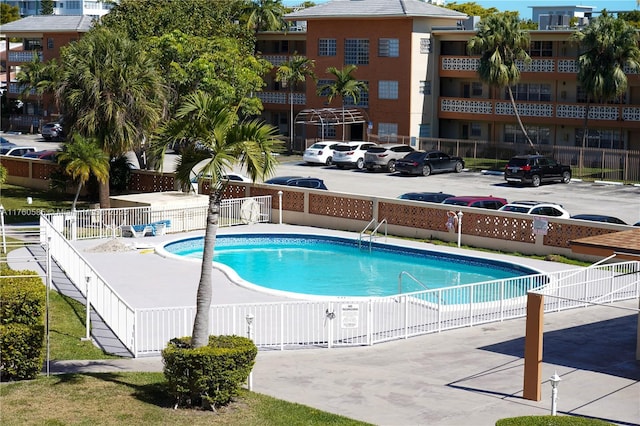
[134,261,640,356]
[42,196,272,240]
[38,207,639,357]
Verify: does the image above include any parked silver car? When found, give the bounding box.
[364,143,415,172]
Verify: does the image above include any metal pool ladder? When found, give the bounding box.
[358,218,387,251]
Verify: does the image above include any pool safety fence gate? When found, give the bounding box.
[38,214,640,357]
[42,195,272,240]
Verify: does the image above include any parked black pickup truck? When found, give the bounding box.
[504,155,572,187]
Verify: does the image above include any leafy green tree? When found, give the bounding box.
[618,10,640,30]
[275,55,316,149]
[40,0,54,15]
[468,13,537,153]
[100,0,250,44]
[0,3,20,24]
[57,134,110,211]
[444,2,499,19]
[56,27,167,207]
[147,30,271,116]
[316,65,368,141]
[572,14,640,147]
[157,91,282,348]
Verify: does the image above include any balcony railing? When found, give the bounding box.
[441,56,638,75]
[257,91,306,105]
[440,97,640,122]
[8,51,43,63]
[8,82,35,95]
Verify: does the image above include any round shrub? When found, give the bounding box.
[162,335,257,410]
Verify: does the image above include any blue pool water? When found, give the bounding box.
[162,234,538,298]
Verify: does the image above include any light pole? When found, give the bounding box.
[549,372,562,416]
[81,276,91,341]
[245,313,254,391]
[0,204,6,254]
[456,211,464,248]
[278,191,283,225]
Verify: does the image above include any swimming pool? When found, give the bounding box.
[161,233,539,299]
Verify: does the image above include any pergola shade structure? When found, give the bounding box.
[294,107,369,144]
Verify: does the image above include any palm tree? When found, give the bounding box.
[275,55,316,151]
[572,14,640,148]
[56,27,167,208]
[159,91,283,348]
[241,0,287,54]
[15,54,59,133]
[467,13,538,154]
[57,134,110,211]
[316,65,368,141]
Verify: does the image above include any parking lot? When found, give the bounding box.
[4,131,639,225]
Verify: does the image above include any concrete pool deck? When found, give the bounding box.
[8,224,640,425]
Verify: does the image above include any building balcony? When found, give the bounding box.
[439,97,640,125]
[257,91,306,105]
[8,51,43,63]
[261,55,291,66]
[8,82,35,95]
[440,56,639,78]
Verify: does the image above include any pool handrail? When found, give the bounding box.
[358,218,388,252]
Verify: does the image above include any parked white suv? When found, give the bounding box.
[498,201,570,218]
[332,142,377,170]
[302,141,344,166]
[0,146,37,157]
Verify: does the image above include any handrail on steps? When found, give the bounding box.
[358,218,387,251]
[398,271,444,303]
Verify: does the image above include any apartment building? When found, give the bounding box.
[1,0,114,19]
[0,15,93,130]
[257,0,639,153]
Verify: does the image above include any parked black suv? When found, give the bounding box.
[265,176,328,190]
[504,155,571,187]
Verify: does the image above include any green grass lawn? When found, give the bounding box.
[1,184,91,224]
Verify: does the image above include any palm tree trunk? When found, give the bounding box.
[98,180,110,208]
[72,183,82,211]
[191,191,221,348]
[581,100,591,148]
[507,86,538,155]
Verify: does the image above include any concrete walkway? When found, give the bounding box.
[48,299,640,426]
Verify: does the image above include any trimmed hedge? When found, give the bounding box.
[162,335,258,410]
[0,267,46,381]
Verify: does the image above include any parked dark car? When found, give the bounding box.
[398,192,455,203]
[265,176,328,190]
[364,143,415,172]
[504,155,571,187]
[23,149,59,161]
[0,136,15,147]
[395,150,465,176]
[442,196,507,210]
[571,214,627,225]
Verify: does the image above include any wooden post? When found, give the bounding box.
[523,292,544,401]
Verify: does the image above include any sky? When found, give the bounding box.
[282,1,639,20]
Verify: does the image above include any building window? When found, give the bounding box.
[378,123,398,141]
[344,81,368,107]
[420,38,431,54]
[24,39,42,51]
[508,83,552,102]
[378,38,399,57]
[321,125,336,139]
[419,124,431,138]
[378,81,398,99]
[576,129,622,149]
[472,82,483,97]
[529,41,553,57]
[419,80,431,95]
[505,124,551,145]
[344,39,369,65]
[470,123,482,137]
[47,38,54,49]
[318,38,336,56]
[317,79,333,97]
